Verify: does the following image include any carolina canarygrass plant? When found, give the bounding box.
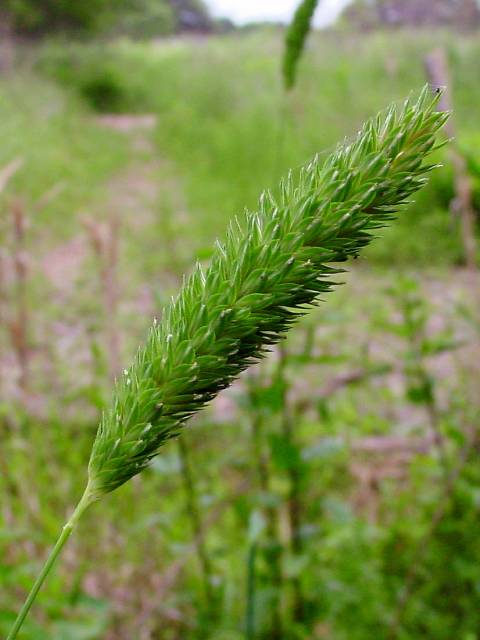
[7,87,447,638]
[283,0,320,90]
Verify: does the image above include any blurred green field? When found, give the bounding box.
[1,30,480,640]
[3,30,479,262]
[33,30,480,263]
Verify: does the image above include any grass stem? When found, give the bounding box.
[177,436,214,610]
[247,373,283,638]
[278,343,305,624]
[6,487,93,640]
[245,542,257,640]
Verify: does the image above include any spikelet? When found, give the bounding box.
[86,87,448,498]
[283,0,320,90]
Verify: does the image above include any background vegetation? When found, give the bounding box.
[1,2,480,638]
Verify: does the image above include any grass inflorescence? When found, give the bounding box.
[86,86,447,498]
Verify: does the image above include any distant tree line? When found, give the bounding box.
[0,0,216,38]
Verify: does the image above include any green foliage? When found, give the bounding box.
[36,34,480,265]
[283,0,320,90]
[5,0,203,36]
[5,0,114,34]
[79,69,127,114]
[37,44,151,113]
[87,88,446,497]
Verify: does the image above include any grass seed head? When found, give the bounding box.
[87,87,447,498]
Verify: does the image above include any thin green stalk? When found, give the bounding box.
[177,436,214,610]
[245,541,257,640]
[272,96,290,183]
[7,488,94,640]
[278,342,305,624]
[247,374,283,639]
[302,323,315,359]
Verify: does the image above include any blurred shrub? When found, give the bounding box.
[37,45,144,113]
[366,161,464,266]
[78,68,126,113]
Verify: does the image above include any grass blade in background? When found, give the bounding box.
[283,0,320,91]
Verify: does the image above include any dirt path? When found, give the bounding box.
[0,115,167,413]
[42,114,161,291]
